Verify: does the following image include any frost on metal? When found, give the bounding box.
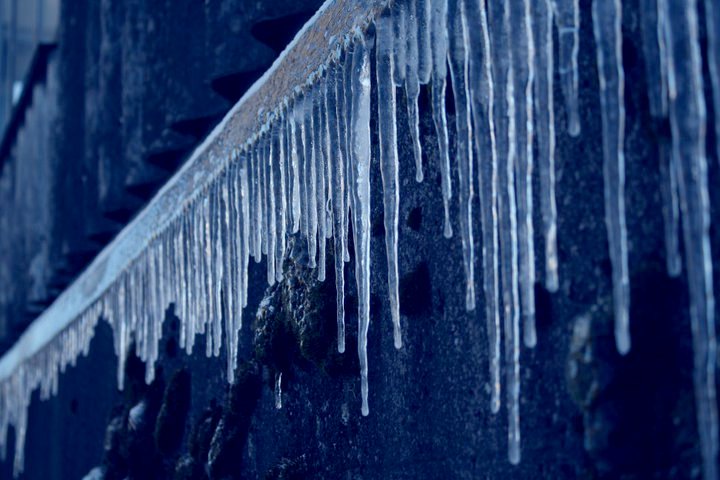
[0,0,718,478]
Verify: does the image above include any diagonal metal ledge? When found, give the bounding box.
[0,0,387,381]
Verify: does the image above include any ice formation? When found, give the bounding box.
[0,0,718,477]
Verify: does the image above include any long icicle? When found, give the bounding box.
[592,0,630,354]
[466,0,501,415]
[488,0,522,464]
[430,0,453,238]
[342,47,354,263]
[326,61,347,353]
[276,119,288,282]
[533,0,559,293]
[376,11,402,350]
[448,0,475,312]
[314,92,328,281]
[405,0,424,183]
[661,0,719,478]
[510,0,537,348]
[305,98,319,269]
[640,0,681,277]
[350,29,373,416]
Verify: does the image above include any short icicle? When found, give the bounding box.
[392,0,407,88]
[275,372,283,409]
[417,0,433,85]
[289,107,302,233]
[266,134,278,287]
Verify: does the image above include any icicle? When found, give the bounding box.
[488,0,522,464]
[276,121,288,282]
[431,0,453,239]
[417,0,432,85]
[236,160,246,337]
[297,101,310,243]
[320,88,334,241]
[201,196,212,356]
[510,0,537,348]
[289,107,302,233]
[222,168,235,383]
[314,92,328,281]
[304,97,319,268]
[337,56,352,266]
[350,29,373,416]
[240,165,251,311]
[392,0,407,87]
[405,0,424,183]
[705,0,720,165]
[639,0,680,277]
[275,372,283,409]
[532,0,559,293]
[327,62,347,354]
[592,0,630,354]
[253,147,263,262]
[661,1,719,478]
[376,11,402,350]
[640,0,668,117]
[175,232,188,350]
[213,182,224,358]
[466,0,501,415]
[204,202,215,358]
[282,116,293,236]
[184,211,197,354]
[260,139,270,261]
[265,136,278,286]
[659,140,682,276]
[552,0,581,136]
[448,0,476,312]
[246,153,256,262]
[342,47,355,264]
[12,406,26,476]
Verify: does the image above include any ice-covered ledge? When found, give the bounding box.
[0,0,384,383]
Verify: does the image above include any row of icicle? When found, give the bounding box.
[1,0,719,477]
